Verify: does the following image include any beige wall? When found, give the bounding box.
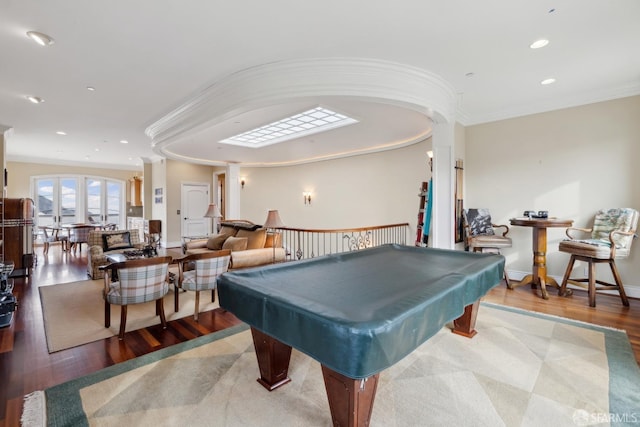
[165,159,216,245]
[239,138,433,237]
[465,95,640,292]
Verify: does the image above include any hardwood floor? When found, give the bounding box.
[1,246,638,426]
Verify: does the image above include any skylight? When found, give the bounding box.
[220,106,358,148]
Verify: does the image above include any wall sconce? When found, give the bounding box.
[427,150,433,172]
[303,192,312,205]
[240,177,246,189]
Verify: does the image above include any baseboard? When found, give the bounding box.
[506,269,640,299]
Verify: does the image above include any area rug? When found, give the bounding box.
[39,279,220,352]
[23,303,640,426]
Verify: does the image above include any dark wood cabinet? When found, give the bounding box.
[1,198,34,276]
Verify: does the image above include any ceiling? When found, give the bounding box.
[1,1,639,170]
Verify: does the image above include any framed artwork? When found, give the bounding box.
[155,196,163,204]
[154,188,162,196]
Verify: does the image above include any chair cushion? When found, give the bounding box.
[469,235,512,248]
[592,208,637,249]
[102,232,133,251]
[236,228,267,250]
[558,239,622,259]
[465,208,495,236]
[205,233,229,250]
[222,236,248,252]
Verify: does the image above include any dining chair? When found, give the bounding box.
[103,256,172,339]
[558,208,638,307]
[462,208,512,286]
[175,250,231,321]
[39,225,68,254]
[68,224,94,253]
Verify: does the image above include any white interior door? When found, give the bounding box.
[181,183,210,237]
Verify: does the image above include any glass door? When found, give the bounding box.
[35,177,79,226]
[86,178,124,227]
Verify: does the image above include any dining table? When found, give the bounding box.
[509,217,573,299]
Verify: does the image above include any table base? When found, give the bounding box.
[250,301,481,426]
[508,274,572,300]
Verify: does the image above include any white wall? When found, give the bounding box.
[465,95,640,294]
[239,138,433,237]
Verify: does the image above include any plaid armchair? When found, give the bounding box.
[88,229,143,279]
[175,250,231,321]
[103,256,172,340]
[559,208,638,307]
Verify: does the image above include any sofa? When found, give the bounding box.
[88,229,144,279]
[183,220,285,269]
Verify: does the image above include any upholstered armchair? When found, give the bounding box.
[462,208,512,286]
[103,256,172,340]
[88,229,144,279]
[558,208,638,307]
[175,250,231,321]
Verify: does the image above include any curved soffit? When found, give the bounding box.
[146,58,457,167]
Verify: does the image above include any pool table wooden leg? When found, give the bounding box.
[452,300,479,338]
[251,327,292,391]
[322,365,379,427]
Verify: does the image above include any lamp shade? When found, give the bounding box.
[263,209,285,228]
[204,204,222,218]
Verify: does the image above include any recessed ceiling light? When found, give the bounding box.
[530,39,549,49]
[56,131,67,135]
[541,78,556,85]
[84,156,90,160]
[26,96,44,104]
[94,148,100,152]
[86,86,95,91]
[26,31,54,46]
[120,140,129,144]
[465,72,475,77]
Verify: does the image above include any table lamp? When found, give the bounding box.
[263,209,285,263]
[204,204,222,232]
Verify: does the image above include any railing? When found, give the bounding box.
[275,223,410,261]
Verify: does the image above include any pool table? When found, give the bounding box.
[217,244,504,426]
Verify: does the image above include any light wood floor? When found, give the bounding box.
[0,245,638,427]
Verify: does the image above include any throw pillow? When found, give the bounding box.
[222,236,248,252]
[219,225,238,237]
[236,228,266,250]
[102,232,133,251]
[465,209,495,236]
[206,233,229,250]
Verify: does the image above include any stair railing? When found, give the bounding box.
[274,223,410,261]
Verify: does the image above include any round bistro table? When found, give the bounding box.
[509,217,573,300]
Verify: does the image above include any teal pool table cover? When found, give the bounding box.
[217,244,505,379]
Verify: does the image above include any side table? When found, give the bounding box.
[509,217,573,299]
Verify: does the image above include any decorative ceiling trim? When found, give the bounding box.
[161,131,433,168]
[145,58,456,163]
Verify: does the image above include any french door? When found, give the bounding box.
[34,177,79,226]
[33,176,124,228]
[86,178,124,226]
